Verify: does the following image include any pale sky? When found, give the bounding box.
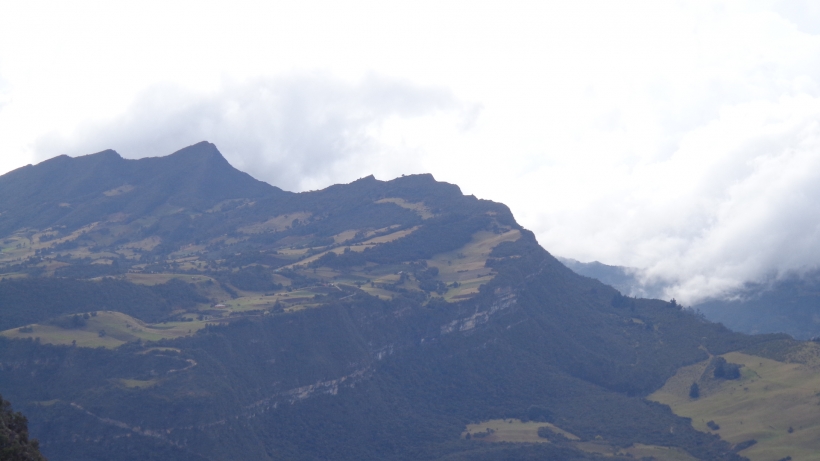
[3,0,820,303]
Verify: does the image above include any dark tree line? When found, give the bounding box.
[0,394,47,461]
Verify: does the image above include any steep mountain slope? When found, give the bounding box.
[0,141,279,236]
[0,143,805,460]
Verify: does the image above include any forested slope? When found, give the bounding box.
[0,143,801,460]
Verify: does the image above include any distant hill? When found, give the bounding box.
[559,258,820,340]
[0,142,806,460]
[557,257,644,296]
[696,271,820,340]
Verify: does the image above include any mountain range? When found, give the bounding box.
[561,258,820,340]
[0,142,816,461]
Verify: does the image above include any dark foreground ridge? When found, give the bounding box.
[0,142,801,460]
[0,394,46,461]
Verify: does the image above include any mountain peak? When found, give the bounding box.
[0,142,279,234]
[169,141,220,156]
[164,141,230,166]
[78,149,122,160]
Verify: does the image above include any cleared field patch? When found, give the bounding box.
[32,230,59,243]
[573,441,697,460]
[2,322,126,348]
[31,222,100,251]
[283,227,422,269]
[375,198,434,219]
[431,229,521,279]
[464,419,695,460]
[60,248,120,261]
[219,294,282,312]
[204,198,251,213]
[239,212,312,234]
[123,273,214,286]
[443,275,494,301]
[90,258,116,266]
[168,243,207,259]
[38,259,70,276]
[332,229,359,244]
[1,311,207,349]
[623,444,697,461]
[650,350,820,461]
[138,347,181,354]
[103,184,134,196]
[217,286,347,315]
[282,249,338,268]
[355,284,396,300]
[463,419,579,443]
[119,236,162,252]
[312,267,343,279]
[362,226,420,245]
[0,234,36,264]
[115,378,159,389]
[278,247,311,258]
[428,229,520,300]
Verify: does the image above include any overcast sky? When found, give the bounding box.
[2,1,820,303]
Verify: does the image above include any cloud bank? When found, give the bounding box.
[446,1,820,304]
[35,74,471,192]
[592,96,820,303]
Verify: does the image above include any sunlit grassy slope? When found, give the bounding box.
[464,418,579,443]
[0,226,523,349]
[650,347,820,461]
[1,311,207,348]
[463,419,697,461]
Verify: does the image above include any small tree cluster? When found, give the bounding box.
[713,357,741,380]
[689,382,700,399]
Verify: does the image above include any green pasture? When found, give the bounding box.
[429,229,520,279]
[331,229,359,244]
[573,441,697,460]
[138,347,182,354]
[223,286,336,314]
[123,272,216,286]
[285,226,419,269]
[463,419,694,460]
[375,197,435,219]
[426,229,520,300]
[0,311,208,349]
[238,212,312,234]
[115,378,159,389]
[464,418,578,443]
[289,228,521,302]
[650,349,820,461]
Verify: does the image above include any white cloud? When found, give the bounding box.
[34,73,472,192]
[527,94,820,304]
[654,96,820,300]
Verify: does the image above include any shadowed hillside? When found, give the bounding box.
[0,142,279,236]
[0,143,808,460]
